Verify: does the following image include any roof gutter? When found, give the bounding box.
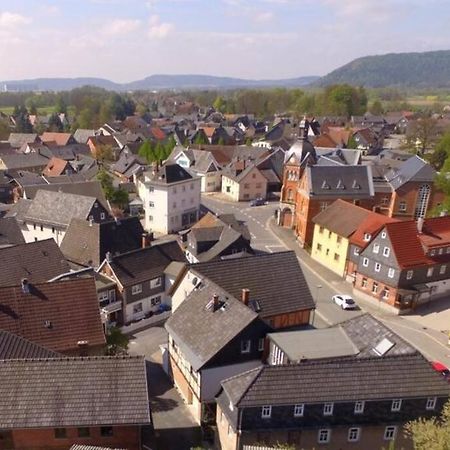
[48,266,94,282]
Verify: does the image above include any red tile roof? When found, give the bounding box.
[0,278,105,353]
[41,132,73,146]
[42,157,69,177]
[350,213,399,248]
[150,127,166,141]
[419,216,450,249]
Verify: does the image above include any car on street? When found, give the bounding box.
[332,294,357,310]
[431,361,450,379]
[249,197,267,207]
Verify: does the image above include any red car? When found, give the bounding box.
[431,361,450,379]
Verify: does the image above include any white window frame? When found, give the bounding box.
[372,282,379,294]
[440,265,447,275]
[399,201,407,212]
[348,427,361,442]
[383,288,390,300]
[384,426,397,441]
[354,247,360,256]
[294,404,304,417]
[381,231,387,239]
[354,400,365,414]
[323,403,334,416]
[131,284,142,295]
[363,233,371,241]
[258,338,265,351]
[383,247,390,257]
[373,243,380,254]
[261,405,272,419]
[361,278,368,288]
[241,339,251,354]
[150,277,162,289]
[388,268,395,278]
[426,397,437,410]
[362,257,369,267]
[100,212,106,220]
[318,429,330,444]
[406,270,413,280]
[427,267,434,277]
[149,201,155,208]
[132,302,143,314]
[375,262,381,272]
[391,399,402,412]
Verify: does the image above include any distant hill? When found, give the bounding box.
[317,50,450,88]
[0,74,319,92]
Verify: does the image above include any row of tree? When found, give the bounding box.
[138,137,176,164]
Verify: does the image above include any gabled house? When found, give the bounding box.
[21,190,111,245]
[184,212,252,263]
[0,217,26,247]
[7,133,39,148]
[60,216,145,268]
[0,152,49,173]
[41,132,76,146]
[111,152,147,182]
[97,240,186,324]
[216,314,450,450]
[0,356,151,450]
[165,281,270,424]
[354,216,450,311]
[42,156,75,178]
[172,251,314,329]
[0,278,106,354]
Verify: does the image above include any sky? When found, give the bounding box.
[0,0,449,82]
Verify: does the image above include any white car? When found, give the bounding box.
[332,294,357,310]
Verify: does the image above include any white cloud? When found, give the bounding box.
[254,11,274,22]
[102,18,141,36]
[148,15,174,38]
[0,12,32,28]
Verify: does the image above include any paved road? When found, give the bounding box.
[201,193,450,366]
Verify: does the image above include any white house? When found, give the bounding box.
[137,162,201,234]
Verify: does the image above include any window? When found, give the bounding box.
[320,202,328,212]
[426,397,437,410]
[77,427,90,438]
[258,338,265,351]
[133,303,143,314]
[348,427,360,442]
[362,257,369,267]
[391,399,402,412]
[149,201,155,208]
[151,296,161,306]
[271,345,285,365]
[427,267,434,277]
[372,282,379,294]
[354,401,365,414]
[318,429,330,444]
[294,404,304,417]
[150,277,162,289]
[100,212,106,220]
[40,224,43,231]
[256,183,262,188]
[319,226,324,234]
[414,184,431,219]
[132,284,142,295]
[440,265,447,275]
[323,403,333,416]
[363,233,371,241]
[383,288,390,300]
[388,268,395,278]
[100,426,113,437]
[190,183,194,190]
[381,231,387,239]
[261,405,272,419]
[334,253,339,262]
[182,185,186,192]
[252,173,256,179]
[354,248,360,256]
[227,424,232,435]
[54,428,67,439]
[373,243,380,254]
[88,215,93,222]
[361,278,368,288]
[33,223,36,230]
[406,270,413,280]
[399,201,407,212]
[328,231,332,238]
[173,202,177,208]
[317,243,322,251]
[241,340,251,353]
[383,247,390,257]
[381,197,389,206]
[244,183,249,189]
[384,426,397,441]
[173,187,177,194]
[375,262,381,272]
[148,186,154,192]
[148,215,153,222]
[326,249,330,256]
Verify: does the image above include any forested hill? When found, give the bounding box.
[317,50,450,88]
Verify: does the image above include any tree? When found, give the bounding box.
[154,141,165,162]
[164,135,177,158]
[194,132,208,145]
[48,113,63,132]
[404,400,450,450]
[96,168,115,199]
[15,110,33,133]
[95,144,114,162]
[0,120,10,140]
[110,188,129,209]
[428,132,450,170]
[406,117,439,155]
[369,100,384,115]
[138,140,156,163]
[347,135,358,149]
[54,95,67,114]
[213,95,225,112]
[323,84,368,117]
[105,326,129,355]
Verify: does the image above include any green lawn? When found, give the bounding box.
[0,106,56,115]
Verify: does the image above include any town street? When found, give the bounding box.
[201,194,450,366]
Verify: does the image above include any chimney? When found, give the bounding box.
[417,217,424,234]
[21,278,30,294]
[106,251,112,263]
[241,288,250,306]
[142,232,148,248]
[212,293,219,311]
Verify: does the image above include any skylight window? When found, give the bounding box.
[373,338,395,356]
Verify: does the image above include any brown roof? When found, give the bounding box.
[41,132,73,146]
[313,133,338,148]
[42,157,69,177]
[0,278,105,352]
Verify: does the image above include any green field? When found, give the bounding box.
[0,106,56,115]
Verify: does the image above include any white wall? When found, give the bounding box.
[124,292,166,322]
[22,222,65,245]
[172,269,200,312]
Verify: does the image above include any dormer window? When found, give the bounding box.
[240,340,251,354]
[391,399,402,412]
[321,180,330,189]
[261,405,272,419]
[323,403,334,416]
[336,179,345,189]
[352,180,361,189]
[363,233,371,241]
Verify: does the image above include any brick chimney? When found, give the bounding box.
[417,217,424,234]
[142,232,148,248]
[77,340,89,357]
[212,294,219,311]
[241,288,250,306]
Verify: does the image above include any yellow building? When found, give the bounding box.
[311,200,371,277]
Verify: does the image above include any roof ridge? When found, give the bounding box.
[233,365,265,407]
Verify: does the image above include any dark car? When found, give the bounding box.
[250,197,267,207]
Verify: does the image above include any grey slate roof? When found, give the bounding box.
[165,280,259,371]
[8,133,38,148]
[0,153,49,170]
[144,162,193,185]
[191,251,314,317]
[222,353,450,407]
[0,217,25,246]
[307,165,374,198]
[0,356,150,428]
[24,190,104,227]
[0,330,60,360]
[0,239,70,286]
[60,217,145,268]
[385,155,436,190]
[4,198,32,223]
[73,129,96,144]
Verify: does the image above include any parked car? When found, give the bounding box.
[431,361,450,379]
[250,197,267,207]
[332,294,357,310]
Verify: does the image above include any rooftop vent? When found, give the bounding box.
[44,320,52,329]
[21,278,30,294]
[373,338,395,356]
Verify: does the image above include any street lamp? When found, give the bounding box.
[311,284,322,327]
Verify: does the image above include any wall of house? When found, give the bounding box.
[237,168,268,201]
[216,405,238,450]
[201,171,222,193]
[138,179,169,233]
[171,270,200,312]
[311,224,349,277]
[222,176,240,202]
[264,309,310,329]
[22,222,66,245]
[7,425,141,450]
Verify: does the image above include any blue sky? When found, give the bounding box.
[0,0,449,81]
